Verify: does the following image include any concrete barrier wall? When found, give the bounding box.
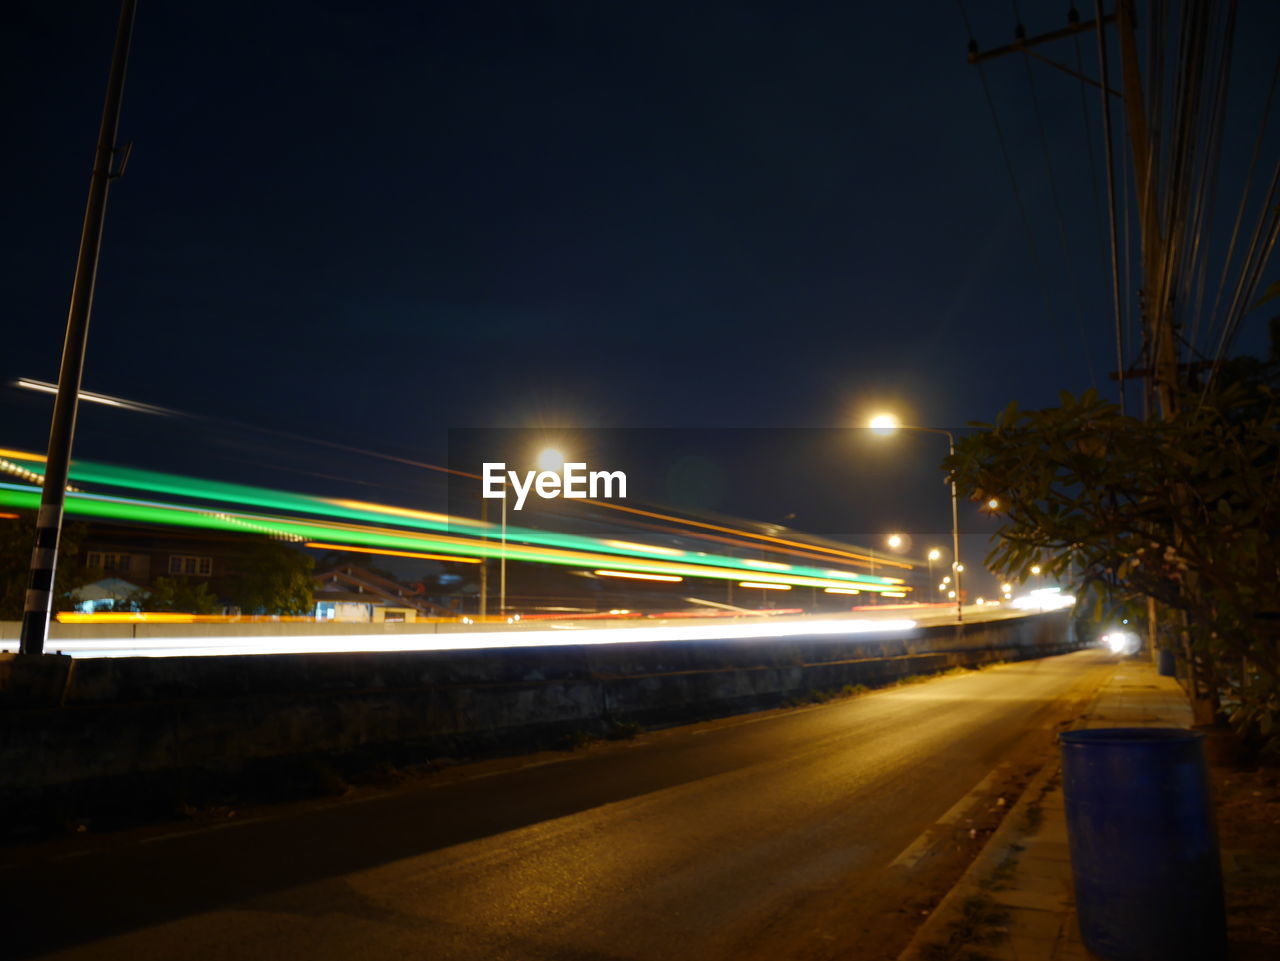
[0,611,1077,832]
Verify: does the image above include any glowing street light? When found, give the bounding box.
[537,447,566,472]
[887,533,903,550]
[942,575,951,584]
[497,446,568,616]
[1030,564,1042,576]
[868,415,963,622]
[869,413,900,434]
[987,498,1000,510]
[927,547,942,602]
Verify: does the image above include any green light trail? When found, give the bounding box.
[0,452,907,590]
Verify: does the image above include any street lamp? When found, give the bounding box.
[869,415,963,622]
[887,533,903,550]
[537,448,566,472]
[495,446,568,616]
[927,547,942,601]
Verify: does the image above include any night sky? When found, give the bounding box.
[3,2,1278,563]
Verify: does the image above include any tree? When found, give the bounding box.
[216,539,314,615]
[0,514,92,619]
[133,576,220,614]
[944,379,1280,748]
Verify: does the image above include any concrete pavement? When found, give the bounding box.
[897,656,1195,961]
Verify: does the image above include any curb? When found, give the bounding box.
[895,756,1065,961]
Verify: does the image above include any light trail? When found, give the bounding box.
[581,500,916,569]
[26,617,919,659]
[6,384,917,574]
[0,482,909,593]
[15,378,173,416]
[0,450,905,589]
[1,446,916,584]
[593,570,684,582]
[303,542,482,564]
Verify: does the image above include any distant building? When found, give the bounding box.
[70,577,142,613]
[312,564,455,623]
[73,522,311,614]
[80,526,259,591]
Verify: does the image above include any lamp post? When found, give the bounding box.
[927,548,942,602]
[869,414,963,623]
[499,489,507,616]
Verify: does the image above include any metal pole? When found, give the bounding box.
[20,0,138,656]
[478,499,488,617]
[499,492,507,615]
[948,431,963,623]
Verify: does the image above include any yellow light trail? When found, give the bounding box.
[1,446,912,582]
[326,498,483,530]
[304,542,482,564]
[604,539,685,556]
[583,500,915,570]
[739,581,792,590]
[593,570,683,582]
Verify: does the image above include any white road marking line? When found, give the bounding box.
[887,763,1010,871]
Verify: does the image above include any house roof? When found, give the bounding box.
[71,578,141,601]
[312,564,459,616]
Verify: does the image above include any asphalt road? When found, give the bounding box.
[4,648,1114,961]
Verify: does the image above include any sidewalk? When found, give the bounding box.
[897,656,1193,961]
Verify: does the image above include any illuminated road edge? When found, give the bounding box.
[44,617,919,659]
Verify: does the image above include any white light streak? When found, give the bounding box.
[35,617,920,659]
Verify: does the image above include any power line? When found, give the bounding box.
[1203,54,1278,360]
[1095,0,1128,414]
[956,0,1090,375]
[1018,23,1099,388]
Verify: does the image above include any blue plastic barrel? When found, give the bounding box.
[1157,649,1177,677]
[1060,728,1226,961]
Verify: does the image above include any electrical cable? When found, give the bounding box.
[1184,1,1236,358]
[955,0,1087,375]
[1019,20,1098,388]
[1095,0,1128,414]
[1202,55,1279,361]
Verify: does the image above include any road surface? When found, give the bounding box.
[3,648,1114,961]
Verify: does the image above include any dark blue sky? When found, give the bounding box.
[2,1,1278,550]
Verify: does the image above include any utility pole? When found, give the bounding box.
[20,0,138,656]
[968,2,1179,414]
[970,3,1213,713]
[478,498,488,618]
